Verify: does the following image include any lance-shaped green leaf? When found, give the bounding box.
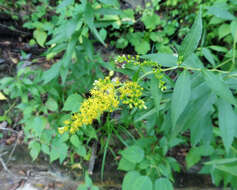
[179,10,202,61]
[202,69,236,106]
[171,70,191,127]
[231,19,237,41]
[216,163,237,177]
[217,98,237,153]
[150,77,162,116]
[84,3,106,46]
[141,53,177,67]
[207,4,235,20]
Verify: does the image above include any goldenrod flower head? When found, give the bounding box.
[119,81,145,109]
[116,55,167,91]
[59,74,146,134]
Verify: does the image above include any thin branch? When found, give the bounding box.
[6,132,22,165]
[0,23,30,35]
[0,156,27,179]
[88,141,97,175]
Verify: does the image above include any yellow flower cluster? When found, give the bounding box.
[116,55,167,91]
[119,81,146,109]
[58,76,120,134]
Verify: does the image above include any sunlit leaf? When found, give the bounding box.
[171,70,191,127]
[202,69,236,106]
[179,10,202,60]
[122,171,140,190]
[120,146,144,164]
[0,92,7,100]
[217,98,237,153]
[154,178,173,190]
[33,29,47,47]
[132,176,152,190]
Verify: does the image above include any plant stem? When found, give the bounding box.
[215,58,232,69]
[230,37,237,71]
[101,132,111,181]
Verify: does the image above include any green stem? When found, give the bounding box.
[230,37,237,71]
[137,70,154,82]
[138,65,232,82]
[209,68,229,74]
[5,101,16,115]
[215,58,232,69]
[101,132,111,181]
[161,66,178,72]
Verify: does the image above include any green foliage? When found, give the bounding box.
[1,0,237,189]
[77,173,99,190]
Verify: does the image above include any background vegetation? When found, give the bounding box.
[0,0,237,189]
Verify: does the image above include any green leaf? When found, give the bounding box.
[46,98,58,111]
[154,178,173,190]
[118,158,136,171]
[173,91,214,138]
[208,45,228,53]
[32,116,47,137]
[135,108,156,123]
[150,77,162,115]
[190,114,212,146]
[202,70,236,106]
[50,139,68,163]
[183,53,204,68]
[84,3,106,46]
[142,53,177,67]
[99,28,107,41]
[70,135,81,148]
[202,48,215,66]
[57,0,74,9]
[186,145,214,169]
[171,70,191,127]
[98,0,119,6]
[179,10,202,60]
[33,29,47,47]
[43,61,62,84]
[63,34,77,67]
[134,40,150,54]
[141,12,160,30]
[63,94,83,112]
[41,144,50,154]
[207,5,235,20]
[205,158,237,165]
[120,146,144,164]
[216,163,237,177]
[218,24,231,39]
[116,38,128,49]
[231,20,237,41]
[122,171,140,190]
[132,176,152,190]
[29,141,41,160]
[217,98,237,153]
[75,144,86,157]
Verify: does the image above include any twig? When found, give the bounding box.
[0,122,18,134]
[6,131,21,165]
[0,23,30,35]
[0,121,21,166]
[0,155,27,179]
[88,141,97,175]
[0,151,8,157]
